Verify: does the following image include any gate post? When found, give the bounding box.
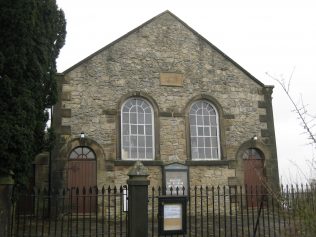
[0,171,14,237]
[127,161,150,237]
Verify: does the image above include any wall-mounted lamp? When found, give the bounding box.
[80,132,85,145]
[80,132,85,139]
[252,135,258,141]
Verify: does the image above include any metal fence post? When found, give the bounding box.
[127,161,150,237]
[0,171,14,237]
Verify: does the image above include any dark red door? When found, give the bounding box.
[243,148,266,206]
[68,146,97,212]
[68,160,96,190]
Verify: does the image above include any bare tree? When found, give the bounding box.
[267,70,315,145]
[267,70,316,175]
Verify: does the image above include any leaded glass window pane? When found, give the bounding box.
[145,114,152,124]
[139,148,145,159]
[145,125,152,135]
[69,146,96,160]
[205,137,211,147]
[146,136,152,147]
[123,125,129,134]
[204,127,210,136]
[189,100,220,160]
[138,136,145,147]
[122,113,129,123]
[130,136,137,147]
[242,148,263,160]
[69,152,77,159]
[198,127,203,136]
[130,113,137,124]
[205,148,212,158]
[123,136,129,147]
[121,98,155,160]
[146,148,153,158]
[139,113,145,124]
[190,126,196,136]
[131,125,137,134]
[138,125,144,135]
[212,148,218,159]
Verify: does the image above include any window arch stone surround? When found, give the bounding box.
[53,137,105,189]
[184,94,227,161]
[235,139,271,186]
[116,91,160,161]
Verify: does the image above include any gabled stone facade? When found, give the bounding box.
[51,11,279,192]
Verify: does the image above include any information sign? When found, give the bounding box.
[164,204,182,230]
[158,196,187,235]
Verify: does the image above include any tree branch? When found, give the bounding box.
[266,72,316,145]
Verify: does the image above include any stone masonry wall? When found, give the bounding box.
[54,12,278,190]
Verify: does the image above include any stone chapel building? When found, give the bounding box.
[50,11,279,192]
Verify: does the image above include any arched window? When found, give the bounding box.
[69,146,96,159]
[242,148,264,160]
[189,100,220,160]
[121,97,154,160]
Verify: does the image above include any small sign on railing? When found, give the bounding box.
[158,196,187,235]
[123,185,128,212]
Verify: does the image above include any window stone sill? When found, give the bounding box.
[114,160,231,167]
[185,160,230,166]
[114,160,163,166]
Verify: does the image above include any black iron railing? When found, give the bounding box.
[10,184,316,237]
[11,186,128,237]
[148,185,316,237]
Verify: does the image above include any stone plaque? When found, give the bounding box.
[165,172,187,195]
[163,163,188,195]
[160,73,184,87]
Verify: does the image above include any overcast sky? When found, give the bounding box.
[56,0,316,183]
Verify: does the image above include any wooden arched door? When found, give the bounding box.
[243,148,266,206]
[68,146,97,212]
